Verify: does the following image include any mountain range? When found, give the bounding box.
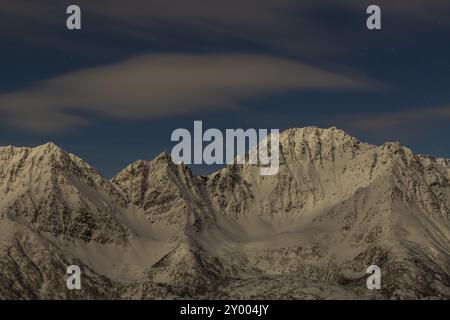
[0,127,449,299]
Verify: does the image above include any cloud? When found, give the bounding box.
[0,54,379,133]
[0,1,329,56]
[337,105,450,132]
[344,0,450,22]
[3,0,448,57]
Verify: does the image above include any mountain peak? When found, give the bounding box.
[0,142,67,160]
[41,141,59,148]
[1,127,450,299]
[33,142,67,156]
[153,151,172,163]
[280,126,361,143]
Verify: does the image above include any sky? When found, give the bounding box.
[0,0,450,177]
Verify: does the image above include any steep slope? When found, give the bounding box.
[0,127,449,299]
[112,153,243,295]
[204,127,450,298]
[112,152,212,234]
[112,127,450,298]
[0,143,130,244]
[0,219,120,299]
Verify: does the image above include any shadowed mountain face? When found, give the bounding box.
[0,127,449,299]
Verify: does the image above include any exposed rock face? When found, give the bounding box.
[0,143,129,244]
[112,152,213,231]
[0,127,449,299]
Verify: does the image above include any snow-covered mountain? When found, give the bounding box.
[0,127,449,299]
[0,143,132,243]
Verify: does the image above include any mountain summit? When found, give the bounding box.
[0,128,449,299]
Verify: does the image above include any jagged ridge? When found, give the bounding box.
[0,127,449,299]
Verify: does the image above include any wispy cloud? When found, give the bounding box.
[0,54,379,133]
[0,1,330,56]
[343,0,450,22]
[2,1,448,56]
[337,105,450,132]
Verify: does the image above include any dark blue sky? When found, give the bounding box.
[1,0,449,177]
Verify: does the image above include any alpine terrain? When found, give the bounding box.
[0,127,449,299]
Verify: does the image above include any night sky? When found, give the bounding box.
[1,0,449,177]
